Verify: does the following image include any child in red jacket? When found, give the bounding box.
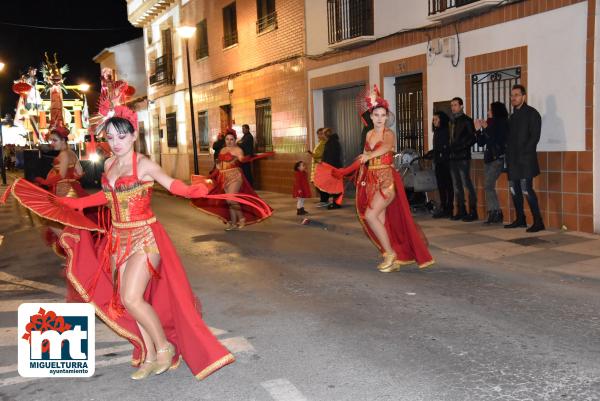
[293,161,312,215]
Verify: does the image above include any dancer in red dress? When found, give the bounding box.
[316,86,434,272]
[34,125,87,256]
[57,108,237,380]
[192,128,272,230]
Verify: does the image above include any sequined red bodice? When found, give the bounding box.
[101,154,154,224]
[217,152,239,170]
[365,141,394,166]
[52,157,81,180]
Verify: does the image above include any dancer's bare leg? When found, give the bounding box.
[224,175,243,224]
[364,188,396,255]
[118,252,170,364]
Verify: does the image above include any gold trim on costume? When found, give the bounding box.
[10,179,104,233]
[195,353,235,381]
[60,231,146,366]
[367,164,392,170]
[111,217,157,229]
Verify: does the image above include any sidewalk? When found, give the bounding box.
[260,192,600,281]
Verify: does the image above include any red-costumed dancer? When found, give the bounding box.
[33,125,87,256]
[192,128,273,231]
[55,104,244,380]
[315,86,434,272]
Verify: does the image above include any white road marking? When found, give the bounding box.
[209,326,228,336]
[0,298,61,312]
[261,378,308,401]
[220,336,255,354]
[0,272,65,296]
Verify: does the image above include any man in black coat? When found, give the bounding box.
[238,124,255,186]
[322,132,343,209]
[425,111,454,218]
[504,84,545,232]
[448,97,478,221]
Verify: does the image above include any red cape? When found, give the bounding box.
[60,223,235,379]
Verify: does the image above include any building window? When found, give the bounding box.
[471,67,521,152]
[197,110,209,151]
[166,112,178,148]
[222,2,238,48]
[255,99,272,152]
[256,0,277,34]
[150,28,174,85]
[327,0,374,45]
[429,0,480,16]
[196,19,209,59]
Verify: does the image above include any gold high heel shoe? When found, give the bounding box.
[237,218,246,229]
[224,222,238,231]
[377,253,396,272]
[130,360,156,380]
[153,343,175,375]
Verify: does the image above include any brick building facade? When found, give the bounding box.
[127,0,309,193]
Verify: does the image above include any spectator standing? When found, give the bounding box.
[504,85,545,232]
[426,111,453,218]
[238,124,255,186]
[308,127,329,206]
[449,97,478,221]
[475,101,509,225]
[322,130,343,209]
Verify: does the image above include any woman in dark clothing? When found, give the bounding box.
[322,131,343,209]
[475,101,509,224]
[426,111,454,218]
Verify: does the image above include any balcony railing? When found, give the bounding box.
[257,11,278,34]
[428,0,480,15]
[149,55,173,86]
[327,0,374,46]
[223,31,238,48]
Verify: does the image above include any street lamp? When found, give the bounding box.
[0,60,6,184]
[177,25,199,175]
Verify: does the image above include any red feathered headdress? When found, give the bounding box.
[91,74,137,135]
[365,85,389,113]
[50,125,70,139]
[224,127,237,139]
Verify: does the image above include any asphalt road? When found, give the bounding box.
[0,191,599,401]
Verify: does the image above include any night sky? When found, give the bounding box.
[0,0,142,115]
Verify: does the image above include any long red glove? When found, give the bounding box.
[34,174,62,187]
[331,159,361,179]
[58,191,108,211]
[169,179,211,199]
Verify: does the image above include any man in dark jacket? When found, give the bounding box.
[504,84,544,232]
[425,111,453,218]
[322,132,343,209]
[449,97,478,221]
[238,124,255,186]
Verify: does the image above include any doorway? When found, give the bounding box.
[395,74,424,155]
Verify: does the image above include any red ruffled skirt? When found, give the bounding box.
[60,222,235,379]
[191,168,273,225]
[356,166,434,268]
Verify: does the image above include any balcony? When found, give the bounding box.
[127,0,176,27]
[327,0,374,49]
[148,55,173,86]
[257,11,278,34]
[428,0,506,22]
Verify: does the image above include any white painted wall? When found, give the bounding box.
[108,38,147,98]
[594,0,599,233]
[308,3,588,153]
[305,0,433,55]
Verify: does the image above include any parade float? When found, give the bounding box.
[8,53,136,186]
